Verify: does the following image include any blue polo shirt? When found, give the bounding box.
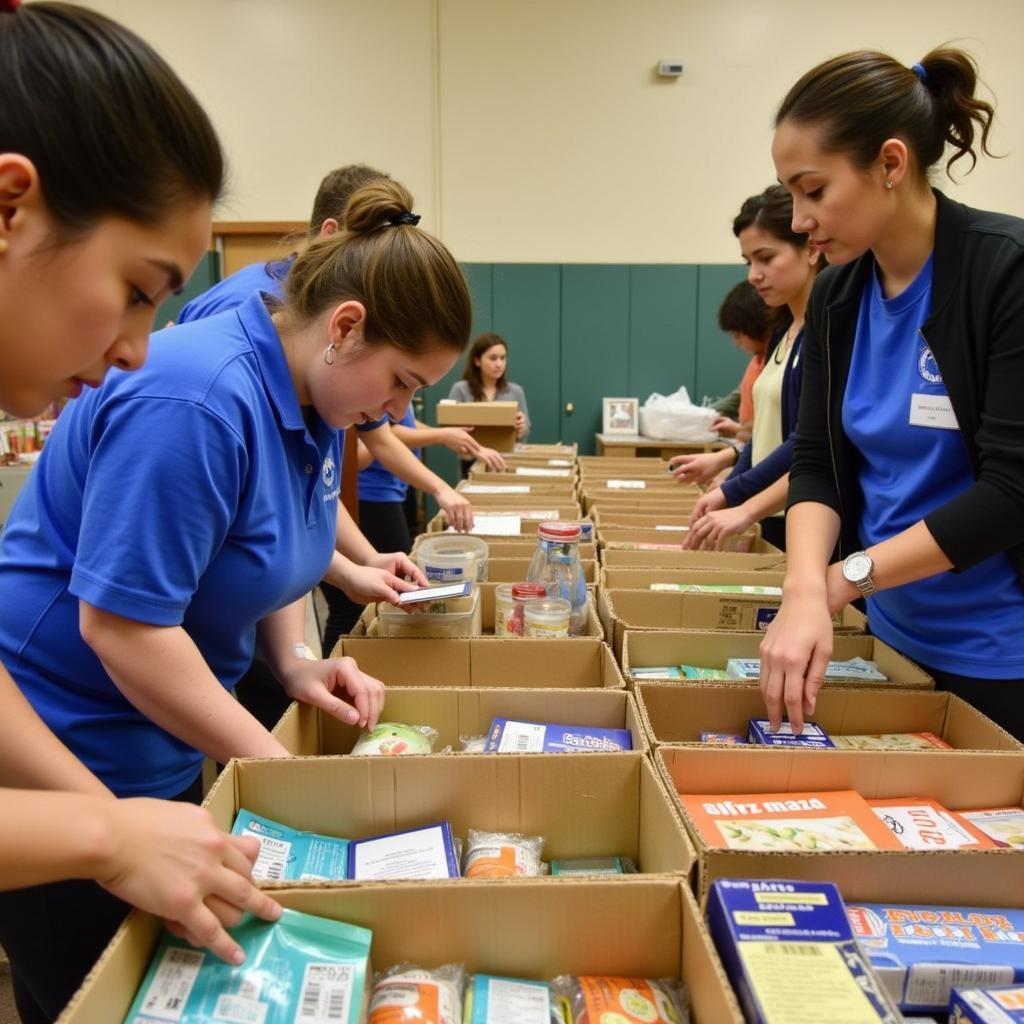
[0,291,342,797]
[843,256,1024,678]
[358,408,421,503]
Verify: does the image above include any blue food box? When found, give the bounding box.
[748,718,836,748]
[707,879,901,1024]
[846,903,1024,1015]
[484,717,632,753]
[347,821,460,880]
[949,985,1024,1022]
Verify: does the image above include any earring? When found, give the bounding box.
[0,238,7,254]
[323,343,336,366]
[885,180,894,190]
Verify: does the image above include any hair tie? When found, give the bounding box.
[0,0,22,11]
[388,212,421,227]
[911,62,928,85]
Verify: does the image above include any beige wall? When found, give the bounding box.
[83,0,1023,262]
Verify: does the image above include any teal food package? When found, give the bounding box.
[232,809,349,881]
[123,909,372,1024]
[465,975,554,1024]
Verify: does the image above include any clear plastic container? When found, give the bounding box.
[495,582,546,637]
[526,522,587,636]
[377,587,481,638]
[524,597,572,638]
[415,535,489,584]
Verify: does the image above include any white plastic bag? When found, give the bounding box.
[638,387,718,441]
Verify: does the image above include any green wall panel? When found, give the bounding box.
[628,265,698,403]
[492,264,561,447]
[694,264,750,402]
[157,251,220,327]
[560,265,630,454]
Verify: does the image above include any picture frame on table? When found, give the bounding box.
[602,397,640,435]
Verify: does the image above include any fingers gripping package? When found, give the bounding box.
[846,903,1024,1015]
[707,879,901,1024]
[122,909,371,1024]
[550,975,689,1024]
[231,809,349,881]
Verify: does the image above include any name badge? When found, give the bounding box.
[909,393,959,430]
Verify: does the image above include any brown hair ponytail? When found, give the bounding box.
[776,46,996,179]
[282,180,472,355]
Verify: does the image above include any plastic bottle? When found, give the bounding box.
[526,521,587,635]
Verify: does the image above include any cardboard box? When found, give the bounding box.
[637,684,1022,752]
[427,507,584,534]
[436,400,518,451]
[600,548,784,569]
[201,753,694,881]
[600,592,867,660]
[410,535,597,562]
[353,585,603,639]
[622,630,931,691]
[487,556,596,585]
[330,636,625,689]
[592,513,703,531]
[58,880,743,1024]
[600,566,785,593]
[657,745,1024,901]
[458,481,578,499]
[273,686,649,756]
[596,526,767,550]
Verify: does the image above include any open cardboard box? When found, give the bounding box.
[600,548,784,570]
[657,744,1024,902]
[200,753,694,881]
[637,683,1021,752]
[273,686,649,755]
[458,480,579,498]
[58,880,743,1024]
[470,468,576,483]
[426,506,584,533]
[578,455,673,470]
[353,586,604,639]
[622,629,931,691]
[593,512,705,530]
[410,535,597,562]
[329,635,625,689]
[599,591,866,660]
[600,566,785,593]
[436,399,518,451]
[596,526,767,550]
[488,555,596,585]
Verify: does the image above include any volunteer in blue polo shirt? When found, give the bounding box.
[0,179,472,1001]
[760,47,1024,740]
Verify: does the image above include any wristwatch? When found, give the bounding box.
[842,550,877,597]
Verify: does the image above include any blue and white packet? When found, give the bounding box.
[748,719,835,748]
[123,909,371,1024]
[465,975,553,1024]
[347,822,460,880]
[484,718,632,753]
[231,808,349,881]
[949,984,1024,1021]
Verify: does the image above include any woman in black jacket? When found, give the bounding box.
[759,46,1024,740]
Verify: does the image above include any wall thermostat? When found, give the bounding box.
[657,59,685,77]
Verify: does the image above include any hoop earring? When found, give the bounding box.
[324,343,336,366]
[885,180,894,190]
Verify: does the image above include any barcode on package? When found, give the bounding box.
[297,962,355,1023]
[497,722,547,753]
[140,947,204,1021]
[761,943,824,957]
[906,963,1014,1007]
[212,993,268,1024]
[244,831,290,881]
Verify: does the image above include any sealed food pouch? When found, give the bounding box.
[351,722,439,756]
[463,829,544,879]
[460,734,488,753]
[122,909,372,1024]
[370,964,466,1024]
[550,975,689,1024]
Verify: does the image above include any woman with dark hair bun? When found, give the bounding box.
[760,46,1024,743]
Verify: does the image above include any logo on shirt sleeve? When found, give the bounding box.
[918,345,943,384]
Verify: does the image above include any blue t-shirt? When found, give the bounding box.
[0,291,342,796]
[358,408,421,503]
[177,257,387,436]
[843,255,1024,678]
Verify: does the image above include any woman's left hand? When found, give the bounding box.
[279,657,385,730]
[684,504,754,550]
[369,551,428,588]
[437,486,474,532]
[514,412,527,439]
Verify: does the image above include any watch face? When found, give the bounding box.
[844,553,872,582]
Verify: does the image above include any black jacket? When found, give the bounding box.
[788,189,1024,587]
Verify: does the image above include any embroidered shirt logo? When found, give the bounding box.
[918,345,943,384]
[321,454,336,490]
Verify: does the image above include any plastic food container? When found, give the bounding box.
[377,587,481,638]
[524,597,572,638]
[494,582,546,637]
[415,535,489,583]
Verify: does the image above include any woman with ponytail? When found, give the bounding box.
[0,167,471,1017]
[759,46,1024,742]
